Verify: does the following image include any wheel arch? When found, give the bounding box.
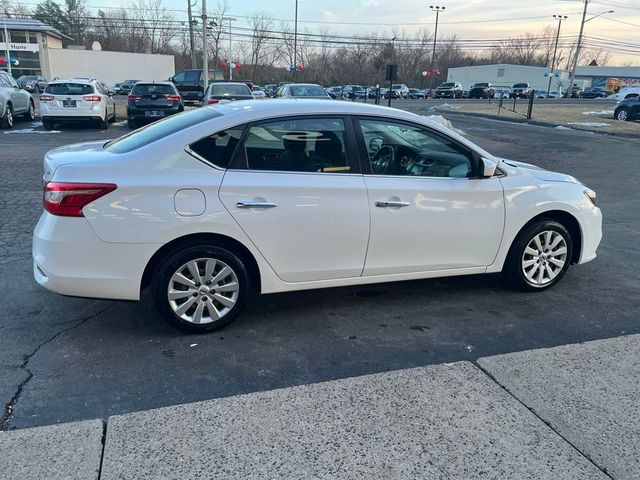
[508,210,582,265]
[141,232,262,293]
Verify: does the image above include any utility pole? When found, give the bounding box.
[3,18,11,75]
[293,0,298,80]
[227,18,236,80]
[429,5,445,99]
[547,15,567,98]
[187,0,197,69]
[566,1,614,99]
[388,36,396,107]
[201,0,208,89]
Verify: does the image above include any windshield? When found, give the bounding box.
[513,83,528,88]
[473,83,489,87]
[131,84,175,95]
[18,75,37,81]
[104,108,222,153]
[440,83,455,87]
[210,84,251,96]
[290,85,327,96]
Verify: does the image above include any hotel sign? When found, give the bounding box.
[0,42,40,52]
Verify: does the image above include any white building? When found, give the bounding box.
[1,19,174,86]
[447,64,571,92]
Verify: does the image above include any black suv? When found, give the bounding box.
[169,69,224,103]
[127,81,184,129]
[469,82,494,99]
[434,82,463,99]
[614,97,640,122]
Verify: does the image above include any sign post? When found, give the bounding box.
[385,64,397,107]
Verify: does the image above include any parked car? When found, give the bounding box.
[613,96,640,122]
[33,99,602,333]
[434,82,463,99]
[616,87,640,101]
[204,82,254,104]
[509,83,532,99]
[536,90,562,99]
[469,83,494,99]
[170,69,224,104]
[252,86,267,99]
[408,88,426,99]
[113,82,122,94]
[118,80,140,95]
[563,86,583,98]
[581,87,613,99]
[0,71,36,129]
[326,86,347,99]
[384,84,409,99]
[39,78,116,130]
[493,88,510,99]
[263,84,278,97]
[127,81,183,129]
[17,75,48,93]
[461,90,470,99]
[275,83,331,99]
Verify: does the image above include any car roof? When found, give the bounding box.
[211,81,250,86]
[49,78,96,84]
[134,81,173,86]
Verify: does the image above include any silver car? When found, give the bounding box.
[0,71,36,129]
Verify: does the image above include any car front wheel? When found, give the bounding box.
[151,245,250,333]
[0,104,13,129]
[615,108,630,121]
[504,219,573,291]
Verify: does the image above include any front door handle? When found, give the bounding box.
[375,200,411,208]
[236,201,278,209]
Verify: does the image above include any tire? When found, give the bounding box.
[0,104,14,129]
[503,219,573,292]
[109,106,116,123]
[127,119,137,129]
[98,109,109,129]
[615,108,630,122]
[24,100,35,121]
[151,244,250,333]
[42,119,53,130]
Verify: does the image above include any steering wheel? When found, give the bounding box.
[371,145,395,174]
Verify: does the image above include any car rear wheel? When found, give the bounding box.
[127,119,137,129]
[504,219,573,292]
[24,100,35,121]
[0,104,13,129]
[42,119,53,130]
[615,108,630,121]
[151,245,250,333]
[98,109,109,129]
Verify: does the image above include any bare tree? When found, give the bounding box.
[248,12,274,81]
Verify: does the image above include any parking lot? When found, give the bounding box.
[1,104,639,431]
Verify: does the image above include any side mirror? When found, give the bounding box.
[369,137,384,152]
[480,157,498,178]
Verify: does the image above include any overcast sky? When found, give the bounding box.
[90,0,640,65]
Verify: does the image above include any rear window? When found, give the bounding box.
[46,83,94,95]
[290,85,326,96]
[513,83,528,88]
[473,83,489,87]
[132,84,176,95]
[211,84,251,96]
[104,108,222,154]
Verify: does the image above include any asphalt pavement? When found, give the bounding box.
[1,110,639,430]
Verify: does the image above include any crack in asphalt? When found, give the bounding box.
[0,303,115,431]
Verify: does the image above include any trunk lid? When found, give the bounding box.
[43,141,112,181]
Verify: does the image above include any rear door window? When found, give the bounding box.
[189,127,245,168]
[46,83,94,95]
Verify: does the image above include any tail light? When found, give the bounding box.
[43,182,117,217]
[208,98,219,104]
[165,94,181,101]
[83,95,102,102]
[128,94,141,101]
[40,95,54,102]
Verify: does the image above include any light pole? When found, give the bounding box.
[293,0,298,80]
[187,0,197,68]
[388,36,397,107]
[3,18,11,75]
[546,15,567,98]
[201,0,208,90]
[566,1,614,99]
[429,5,445,99]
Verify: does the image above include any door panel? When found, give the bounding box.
[219,171,369,282]
[363,176,505,275]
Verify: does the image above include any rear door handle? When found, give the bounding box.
[375,200,411,208]
[236,201,278,209]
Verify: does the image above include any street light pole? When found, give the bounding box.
[226,17,236,80]
[3,19,11,75]
[293,0,298,80]
[429,5,445,99]
[187,0,197,68]
[547,15,567,98]
[201,0,208,90]
[388,36,396,107]
[566,1,614,99]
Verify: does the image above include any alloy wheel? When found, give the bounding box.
[6,107,13,127]
[617,109,628,121]
[167,258,240,324]
[521,230,568,286]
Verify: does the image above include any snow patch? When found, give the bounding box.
[554,126,573,130]
[581,110,613,116]
[423,114,467,135]
[3,128,60,134]
[431,103,461,110]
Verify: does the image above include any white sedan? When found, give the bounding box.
[33,100,602,333]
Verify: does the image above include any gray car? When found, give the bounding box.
[17,75,48,93]
[275,83,331,99]
[0,71,36,129]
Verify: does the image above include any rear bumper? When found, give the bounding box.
[127,107,181,120]
[32,213,159,301]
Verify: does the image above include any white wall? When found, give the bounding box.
[46,49,175,86]
[447,64,570,92]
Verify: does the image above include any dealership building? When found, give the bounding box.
[447,63,640,92]
[0,18,175,85]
